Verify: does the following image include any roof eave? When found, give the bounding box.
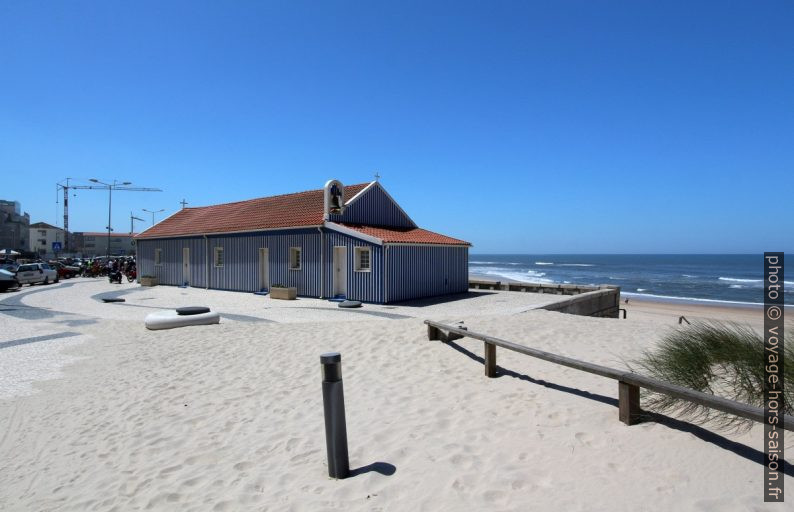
[324,222,384,245]
[136,224,324,240]
[136,208,182,238]
[384,242,472,248]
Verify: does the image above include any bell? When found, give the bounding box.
[329,194,342,214]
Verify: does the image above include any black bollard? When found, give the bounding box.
[321,352,350,479]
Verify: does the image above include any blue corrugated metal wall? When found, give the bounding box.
[137,237,207,287]
[330,184,414,228]
[323,231,383,303]
[385,245,469,303]
[208,230,321,294]
[136,221,469,303]
[138,229,322,295]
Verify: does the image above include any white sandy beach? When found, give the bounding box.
[0,278,790,511]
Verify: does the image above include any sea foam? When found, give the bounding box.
[719,277,794,286]
[622,291,772,307]
[479,268,554,284]
[719,277,762,283]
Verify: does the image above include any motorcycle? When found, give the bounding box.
[108,270,123,284]
[125,268,137,283]
[82,264,103,278]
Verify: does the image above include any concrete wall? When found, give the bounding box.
[538,288,621,318]
[469,280,621,318]
[470,279,606,295]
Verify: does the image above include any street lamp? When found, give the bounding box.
[143,208,165,226]
[130,212,145,234]
[90,179,131,258]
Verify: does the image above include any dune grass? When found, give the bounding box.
[633,321,792,430]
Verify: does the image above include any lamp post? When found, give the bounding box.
[130,212,145,234]
[143,208,165,226]
[90,179,131,258]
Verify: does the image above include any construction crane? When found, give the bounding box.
[130,212,145,234]
[57,178,162,252]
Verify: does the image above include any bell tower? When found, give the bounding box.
[324,179,345,220]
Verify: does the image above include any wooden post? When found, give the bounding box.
[618,381,641,425]
[428,324,441,341]
[484,342,497,377]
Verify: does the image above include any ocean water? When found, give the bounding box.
[469,254,792,306]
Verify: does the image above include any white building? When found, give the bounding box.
[73,231,138,257]
[28,222,65,258]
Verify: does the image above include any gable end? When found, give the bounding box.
[329,182,416,228]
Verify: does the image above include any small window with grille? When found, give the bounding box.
[354,247,371,272]
[289,247,302,270]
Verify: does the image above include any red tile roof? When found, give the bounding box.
[339,223,470,246]
[137,183,370,239]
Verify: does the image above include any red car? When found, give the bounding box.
[49,262,79,279]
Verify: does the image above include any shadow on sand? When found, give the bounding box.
[442,338,793,477]
[390,291,497,308]
[349,462,397,477]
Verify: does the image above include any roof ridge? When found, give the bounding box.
[184,182,373,210]
[136,181,373,239]
[339,222,413,230]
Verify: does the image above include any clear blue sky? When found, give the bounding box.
[1,1,792,253]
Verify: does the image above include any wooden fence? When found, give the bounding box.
[425,320,794,431]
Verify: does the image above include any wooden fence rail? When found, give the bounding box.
[425,320,794,431]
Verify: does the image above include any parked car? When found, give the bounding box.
[0,268,19,291]
[15,263,59,285]
[0,262,18,273]
[49,261,79,279]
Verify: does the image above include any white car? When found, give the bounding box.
[0,268,19,291]
[15,263,59,285]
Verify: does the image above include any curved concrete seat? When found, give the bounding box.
[145,310,220,330]
[338,300,362,309]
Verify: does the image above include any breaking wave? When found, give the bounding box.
[477,268,555,284]
[719,277,762,283]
